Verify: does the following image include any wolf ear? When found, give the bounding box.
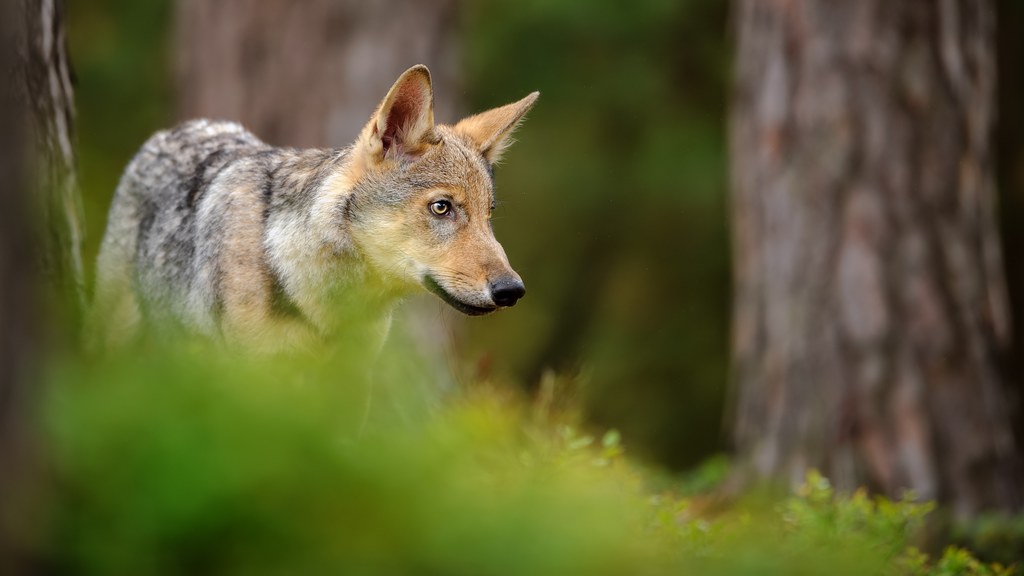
[365,65,435,161]
[454,92,539,165]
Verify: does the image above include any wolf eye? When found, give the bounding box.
[429,200,452,217]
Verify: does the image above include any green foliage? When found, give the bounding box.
[781,471,934,559]
[26,344,1012,575]
[901,547,1014,576]
[41,347,648,575]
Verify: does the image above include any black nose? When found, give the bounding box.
[489,277,526,307]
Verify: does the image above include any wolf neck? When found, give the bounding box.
[261,146,405,336]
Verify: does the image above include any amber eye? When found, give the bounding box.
[429,200,452,217]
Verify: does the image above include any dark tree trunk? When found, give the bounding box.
[729,0,1020,517]
[17,0,84,317]
[2,0,80,569]
[996,0,1024,460]
[176,0,461,148]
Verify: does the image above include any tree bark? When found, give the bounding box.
[996,0,1024,459]
[2,0,80,569]
[176,0,461,148]
[16,0,84,317]
[729,0,1020,517]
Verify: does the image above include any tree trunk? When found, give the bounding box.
[176,0,461,149]
[14,0,84,319]
[996,0,1024,460]
[2,0,80,569]
[729,0,1020,517]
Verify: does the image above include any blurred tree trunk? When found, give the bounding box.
[996,0,1024,458]
[729,0,1021,517]
[2,0,79,568]
[11,0,84,318]
[176,0,460,148]
[175,0,462,382]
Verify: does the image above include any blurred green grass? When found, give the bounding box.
[26,341,1010,575]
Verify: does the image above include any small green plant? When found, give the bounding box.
[900,546,1015,576]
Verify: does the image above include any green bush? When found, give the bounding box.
[24,344,1015,575]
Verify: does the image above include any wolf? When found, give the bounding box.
[91,65,538,352]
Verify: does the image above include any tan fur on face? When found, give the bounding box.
[347,124,523,310]
[338,67,536,312]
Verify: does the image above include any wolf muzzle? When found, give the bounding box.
[423,275,525,316]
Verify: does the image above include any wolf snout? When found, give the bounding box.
[489,277,526,307]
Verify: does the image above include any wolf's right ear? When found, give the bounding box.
[454,91,538,165]
[362,65,436,161]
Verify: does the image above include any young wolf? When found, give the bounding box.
[92,65,538,351]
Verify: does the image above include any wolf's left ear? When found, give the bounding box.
[365,65,436,160]
[454,91,539,165]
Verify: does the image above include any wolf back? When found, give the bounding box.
[99,119,343,337]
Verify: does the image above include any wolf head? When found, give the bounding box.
[344,65,537,316]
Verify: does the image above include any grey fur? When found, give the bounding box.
[96,120,343,337]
